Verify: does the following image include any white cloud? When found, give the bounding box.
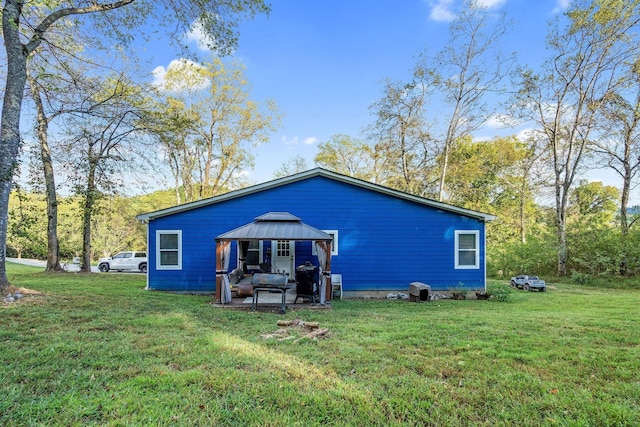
[151,65,167,87]
[473,135,492,142]
[280,136,318,145]
[474,0,507,8]
[429,0,507,22]
[184,20,216,52]
[281,136,299,145]
[429,0,456,22]
[152,58,210,92]
[552,0,570,14]
[485,113,518,129]
[516,127,537,141]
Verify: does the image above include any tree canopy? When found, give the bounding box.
[0,0,270,288]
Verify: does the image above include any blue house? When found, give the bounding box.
[136,168,495,300]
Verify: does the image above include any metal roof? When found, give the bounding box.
[136,168,496,222]
[216,212,333,241]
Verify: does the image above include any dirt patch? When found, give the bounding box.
[1,285,45,307]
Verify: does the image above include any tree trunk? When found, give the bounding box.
[619,163,631,275]
[0,1,30,289]
[81,200,92,272]
[555,178,569,276]
[27,71,63,272]
[556,221,568,277]
[169,153,181,205]
[438,111,459,203]
[519,186,526,244]
[81,164,97,273]
[438,142,450,202]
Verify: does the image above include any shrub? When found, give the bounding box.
[487,283,510,302]
[571,271,591,285]
[487,235,557,278]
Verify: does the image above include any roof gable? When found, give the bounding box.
[136,168,496,222]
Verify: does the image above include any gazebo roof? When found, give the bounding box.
[216,212,333,241]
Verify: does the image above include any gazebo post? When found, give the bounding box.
[215,240,222,303]
[325,241,332,301]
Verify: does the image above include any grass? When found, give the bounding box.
[1,263,639,426]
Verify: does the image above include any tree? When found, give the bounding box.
[567,180,620,274]
[495,135,548,244]
[570,180,619,221]
[444,136,545,244]
[24,14,123,272]
[367,1,512,199]
[61,74,150,272]
[0,0,270,289]
[26,50,90,272]
[367,68,434,196]
[512,0,640,275]
[150,58,279,202]
[92,196,146,259]
[592,62,640,237]
[314,134,379,182]
[592,64,640,275]
[273,155,310,179]
[7,188,47,259]
[429,1,512,202]
[27,64,64,271]
[146,94,201,205]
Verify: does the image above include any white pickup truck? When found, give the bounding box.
[98,251,147,273]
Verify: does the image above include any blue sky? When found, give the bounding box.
[148,0,613,189]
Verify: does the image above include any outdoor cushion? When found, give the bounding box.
[229,268,244,284]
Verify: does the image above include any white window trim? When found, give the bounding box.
[156,230,182,270]
[313,230,339,256]
[455,230,479,269]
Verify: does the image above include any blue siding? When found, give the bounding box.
[146,176,487,293]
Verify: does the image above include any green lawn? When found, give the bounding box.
[1,263,639,426]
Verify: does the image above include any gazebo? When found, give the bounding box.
[214,212,334,304]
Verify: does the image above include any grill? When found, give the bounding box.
[294,263,319,304]
[251,273,295,313]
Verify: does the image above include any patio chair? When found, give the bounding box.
[331,274,343,300]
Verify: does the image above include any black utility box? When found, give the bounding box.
[295,263,319,303]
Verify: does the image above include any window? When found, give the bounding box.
[313,230,339,256]
[246,241,261,269]
[156,230,182,270]
[276,240,291,257]
[455,230,479,269]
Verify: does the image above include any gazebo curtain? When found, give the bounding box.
[314,241,332,304]
[238,240,250,273]
[217,240,232,304]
